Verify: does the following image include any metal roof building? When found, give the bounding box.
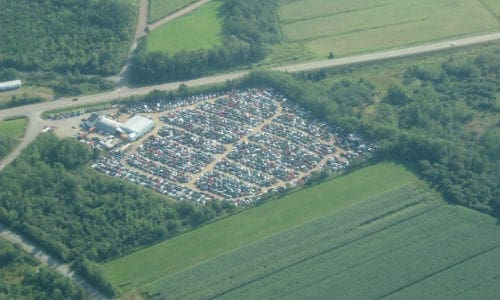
[0,80,21,91]
[95,116,121,134]
[121,115,154,141]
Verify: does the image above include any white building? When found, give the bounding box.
[95,116,121,134]
[91,114,154,142]
[121,115,155,141]
[0,80,21,91]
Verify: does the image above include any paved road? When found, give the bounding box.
[0,224,108,300]
[1,32,500,172]
[0,31,499,298]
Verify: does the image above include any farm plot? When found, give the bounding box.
[102,163,419,294]
[146,1,223,54]
[141,185,500,300]
[278,0,500,57]
[149,0,199,23]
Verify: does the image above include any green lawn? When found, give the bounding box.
[149,0,199,23]
[0,117,28,139]
[276,0,500,59]
[103,162,418,293]
[146,1,222,54]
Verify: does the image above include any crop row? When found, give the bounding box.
[145,184,476,299]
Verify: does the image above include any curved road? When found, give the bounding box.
[0,224,108,299]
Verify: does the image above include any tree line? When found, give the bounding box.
[130,0,280,85]
[236,47,500,217]
[0,134,236,296]
[0,0,135,75]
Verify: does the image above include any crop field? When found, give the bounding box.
[141,185,500,299]
[149,0,199,23]
[0,117,28,139]
[278,0,500,57]
[146,1,222,54]
[103,163,418,294]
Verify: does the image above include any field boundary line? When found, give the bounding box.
[288,18,427,43]
[276,207,466,299]
[375,244,500,300]
[478,0,500,23]
[147,0,211,32]
[203,204,440,300]
[141,182,423,291]
[280,3,389,25]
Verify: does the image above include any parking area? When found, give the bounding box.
[50,88,377,204]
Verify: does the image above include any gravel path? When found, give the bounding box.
[0,224,108,300]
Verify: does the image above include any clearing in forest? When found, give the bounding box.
[149,0,200,23]
[146,1,223,54]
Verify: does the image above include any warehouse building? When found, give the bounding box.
[121,115,155,141]
[95,116,121,134]
[0,80,21,91]
[89,114,154,142]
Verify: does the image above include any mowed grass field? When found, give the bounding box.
[149,0,199,23]
[103,163,418,294]
[278,0,500,57]
[146,1,222,54]
[0,117,28,139]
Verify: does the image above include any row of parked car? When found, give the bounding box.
[88,88,378,204]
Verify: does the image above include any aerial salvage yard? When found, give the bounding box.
[47,89,377,204]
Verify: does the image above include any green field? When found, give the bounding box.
[104,162,500,299]
[103,163,419,293]
[0,117,28,139]
[144,186,500,300]
[149,0,199,23]
[146,1,222,54]
[277,0,500,58]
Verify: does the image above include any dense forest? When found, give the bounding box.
[0,238,87,299]
[0,0,135,75]
[238,48,500,216]
[0,134,17,160]
[0,134,235,295]
[130,0,280,84]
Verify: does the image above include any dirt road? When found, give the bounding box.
[108,0,149,86]
[109,0,211,86]
[0,224,108,300]
[148,0,211,32]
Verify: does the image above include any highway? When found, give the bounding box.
[1,32,500,171]
[0,31,499,299]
